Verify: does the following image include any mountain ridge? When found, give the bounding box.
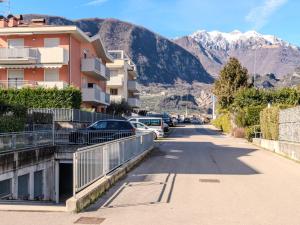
[22,14,214,85]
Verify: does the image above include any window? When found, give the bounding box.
[44,38,60,47]
[120,121,134,130]
[44,69,59,81]
[110,89,118,95]
[139,119,161,126]
[8,69,24,88]
[91,121,107,130]
[8,39,24,48]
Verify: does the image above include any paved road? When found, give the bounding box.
[1,125,300,225]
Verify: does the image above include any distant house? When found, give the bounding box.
[106,50,141,108]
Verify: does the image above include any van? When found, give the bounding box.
[128,117,164,132]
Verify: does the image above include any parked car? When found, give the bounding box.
[69,120,135,144]
[163,122,170,133]
[130,121,164,139]
[128,117,164,131]
[183,117,191,123]
[146,113,174,127]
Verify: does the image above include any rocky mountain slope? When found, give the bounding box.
[23,14,213,85]
[174,30,300,78]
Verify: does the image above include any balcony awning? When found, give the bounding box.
[0,64,63,69]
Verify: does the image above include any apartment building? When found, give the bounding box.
[106,50,141,108]
[0,15,113,112]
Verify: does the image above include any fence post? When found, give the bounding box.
[52,109,55,146]
[11,134,16,149]
[73,153,77,197]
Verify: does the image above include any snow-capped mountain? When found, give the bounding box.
[174,30,300,77]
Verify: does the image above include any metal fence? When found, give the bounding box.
[28,108,125,123]
[0,131,53,152]
[54,130,135,145]
[73,132,154,195]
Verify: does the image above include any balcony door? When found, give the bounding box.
[7,69,24,88]
[8,39,24,48]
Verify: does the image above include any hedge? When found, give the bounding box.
[0,103,27,133]
[260,107,280,140]
[212,112,232,133]
[0,87,82,109]
[235,105,265,127]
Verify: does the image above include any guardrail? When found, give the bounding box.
[0,131,53,152]
[73,132,154,195]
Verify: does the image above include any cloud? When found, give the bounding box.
[246,0,288,30]
[85,0,108,6]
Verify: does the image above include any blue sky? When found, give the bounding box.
[4,0,300,45]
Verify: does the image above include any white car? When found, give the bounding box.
[130,121,164,139]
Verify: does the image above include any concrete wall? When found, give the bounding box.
[253,138,300,162]
[0,146,56,201]
[279,106,300,143]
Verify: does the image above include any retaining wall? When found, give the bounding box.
[279,106,300,143]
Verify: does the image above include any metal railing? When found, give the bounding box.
[0,131,53,152]
[73,132,154,194]
[55,130,135,145]
[28,108,125,123]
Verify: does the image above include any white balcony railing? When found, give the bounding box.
[81,58,109,81]
[82,85,109,105]
[110,95,123,103]
[0,48,38,64]
[127,80,141,92]
[0,80,69,89]
[128,97,141,108]
[0,47,69,65]
[107,75,124,87]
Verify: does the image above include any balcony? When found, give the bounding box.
[0,80,68,89]
[81,58,109,81]
[0,48,38,64]
[127,80,141,92]
[82,85,109,105]
[128,98,141,108]
[110,95,123,103]
[107,75,124,87]
[0,47,69,66]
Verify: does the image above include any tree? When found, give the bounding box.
[213,57,249,109]
[106,100,132,116]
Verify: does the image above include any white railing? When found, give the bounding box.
[0,48,38,62]
[128,98,141,108]
[73,132,154,194]
[0,80,69,89]
[0,47,69,65]
[107,75,124,86]
[82,58,109,80]
[127,80,141,92]
[110,95,123,103]
[0,131,53,152]
[82,85,108,105]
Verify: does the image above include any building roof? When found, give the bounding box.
[0,25,113,63]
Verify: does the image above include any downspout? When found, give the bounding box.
[69,34,71,85]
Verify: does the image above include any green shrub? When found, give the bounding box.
[245,125,260,142]
[0,87,82,109]
[260,107,280,140]
[0,115,25,133]
[212,112,232,133]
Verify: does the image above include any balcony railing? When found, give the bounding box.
[81,58,109,80]
[82,85,109,105]
[127,80,141,92]
[128,97,141,108]
[0,47,69,65]
[110,95,123,103]
[0,48,38,64]
[0,80,69,89]
[107,75,124,87]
